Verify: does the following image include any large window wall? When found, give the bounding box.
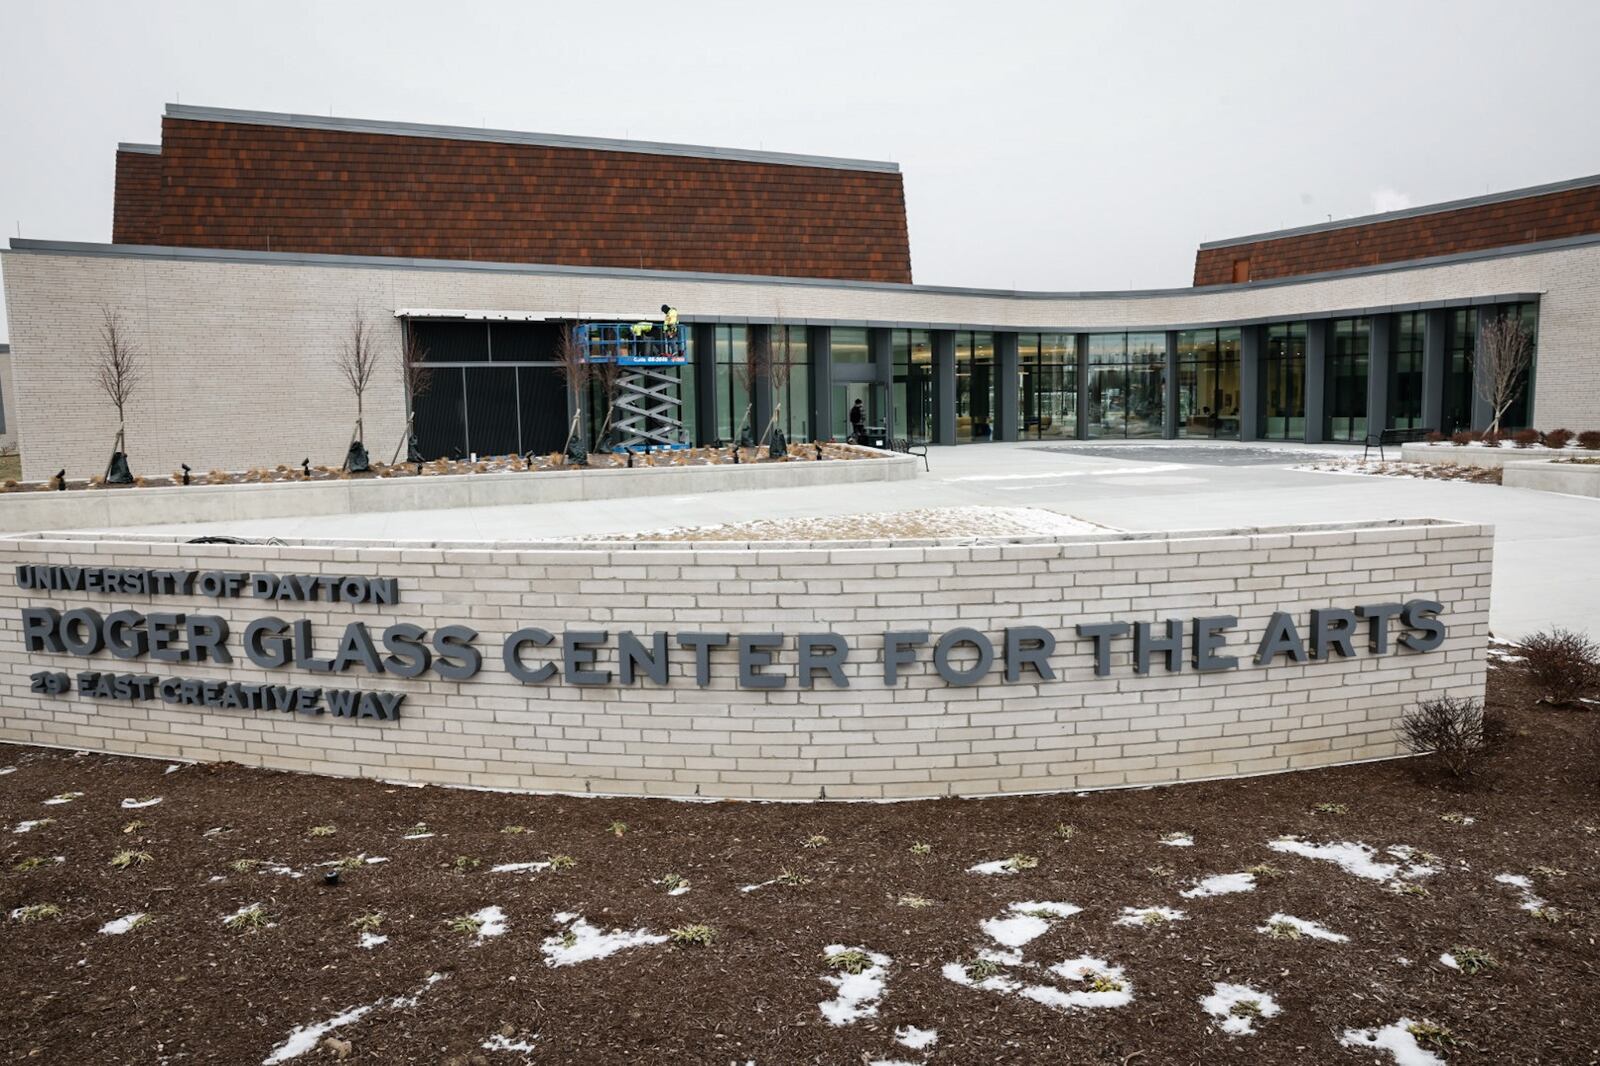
[1087,332,1164,438]
[1445,310,1476,434]
[892,330,934,441]
[1176,328,1241,438]
[1017,333,1077,440]
[1263,323,1306,440]
[1326,318,1370,442]
[1390,313,1425,430]
[955,332,995,442]
[705,324,750,443]
[1495,302,1538,430]
[769,325,809,442]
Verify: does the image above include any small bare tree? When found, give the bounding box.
[92,308,147,474]
[735,328,765,446]
[1475,315,1533,434]
[337,311,383,446]
[391,324,434,463]
[757,326,793,450]
[554,323,591,459]
[591,356,623,450]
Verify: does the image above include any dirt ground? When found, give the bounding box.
[2,662,1596,1065]
[0,443,880,494]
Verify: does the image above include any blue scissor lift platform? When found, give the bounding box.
[575,322,690,451]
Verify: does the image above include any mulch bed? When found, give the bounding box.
[2,662,1596,1064]
[1301,460,1504,484]
[0,443,882,494]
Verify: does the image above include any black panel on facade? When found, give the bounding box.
[414,366,466,459]
[411,320,489,362]
[518,365,568,453]
[466,366,520,456]
[489,322,559,362]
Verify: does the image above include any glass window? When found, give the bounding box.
[893,330,934,441]
[770,325,809,442]
[1017,333,1078,441]
[1390,313,1425,430]
[1263,323,1306,440]
[1445,309,1476,434]
[831,328,870,365]
[1493,302,1538,431]
[1175,328,1241,439]
[954,331,996,442]
[1086,333,1164,439]
[1327,318,1370,442]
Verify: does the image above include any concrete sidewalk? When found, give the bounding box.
[88,440,1600,639]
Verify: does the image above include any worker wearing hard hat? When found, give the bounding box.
[661,304,680,337]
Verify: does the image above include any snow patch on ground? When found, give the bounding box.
[490,861,551,874]
[1255,913,1349,942]
[594,506,1103,542]
[966,858,1018,875]
[262,972,447,1064]
[1267,838,1435,883]
[401,831,435,840]
[818,945,890,1026]
[943,954,1133,1012]
[42,792,84,805]
[1200,982,1281,1035]
[0,766,16,775]
[471,905,507,943]
[13,820,48,834]
[1339,1018,1446,1065]
[120,796,162,809]
[1495,872,1546,911]
[980,901,1081,947]
[1114,906,1186,927]
[895,1025,938,1050]
[1159,832,1194,847]
[99,912,146,935]
[358,932,388,949]
[1438,952,1459,970]
[482,1034,538,1053]
[541,913,668,967]
[1180,872,1256,898]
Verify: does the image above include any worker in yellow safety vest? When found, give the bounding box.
[661,304,679,338]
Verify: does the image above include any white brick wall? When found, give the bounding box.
[3,240,1598,481]
[0,519,1492,799]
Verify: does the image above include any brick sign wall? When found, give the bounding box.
[0,520,1491,800]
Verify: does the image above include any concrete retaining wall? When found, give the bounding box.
[0,518,1491,800]
[1398,442,1597,469]
[1501,459,1600,497]
[0,452,916,534]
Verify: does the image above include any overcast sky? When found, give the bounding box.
[3,0,1599,341]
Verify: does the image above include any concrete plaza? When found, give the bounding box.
[96,441,1598,639]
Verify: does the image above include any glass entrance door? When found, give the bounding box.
[834,381,886,445]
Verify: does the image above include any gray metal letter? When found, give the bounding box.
[933,628,994,686]
[1191,615,1238,673]
[797,633,849,689]
[1004,626,1056,682]
[1077,622,1130,677]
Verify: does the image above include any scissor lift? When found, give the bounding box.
[575,322,690,451]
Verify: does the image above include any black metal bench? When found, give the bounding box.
[1362,426,1435,462]
[891,436,930,472]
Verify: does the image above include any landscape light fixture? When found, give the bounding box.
[301,458,311,479]
[814,441,824,461]
[323,870,339,887]
[181,464,191,486]
[54,469,66,491]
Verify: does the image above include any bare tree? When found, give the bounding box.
[337,311,383,446]
[391,323,434,463]
[735,328,765,446]
[554,323,592,459]
[92,308,147,473]
[1475,314,1534,434]
[591,356,623,450]
[757,326,793,450]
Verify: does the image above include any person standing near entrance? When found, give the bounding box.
[848,399,865,443]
